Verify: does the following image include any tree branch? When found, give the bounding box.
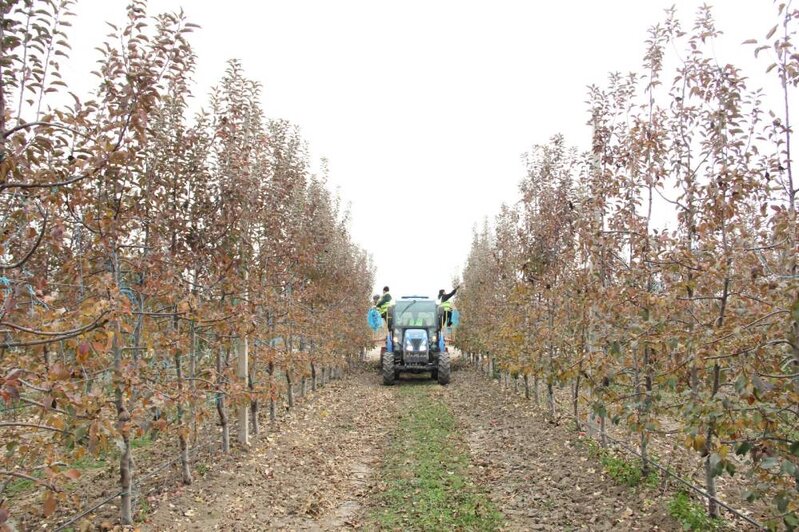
[0,204,47,270]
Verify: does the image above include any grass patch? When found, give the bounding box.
[4,477,36,497]
[5,436,149,500]
[130,434,153,449]
[583,438,659,488]
[71,454,107,471]
[601,452,659,488]
[136,496,152,522]
[668,491,724,531]
[371,384,503,531]
[3,469,44,498]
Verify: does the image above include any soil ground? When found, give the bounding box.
[145,363,394,531]
[143,351,692,531]
[443,369,679,531]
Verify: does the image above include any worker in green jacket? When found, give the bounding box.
[374,286,393,328]
[437,286,458,327]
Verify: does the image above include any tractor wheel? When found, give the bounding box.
[431,370,438,380]
[382,350,395,386]
[379,347,386,373]
[437,350,451,385]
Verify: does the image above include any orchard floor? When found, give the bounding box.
[145,352,686,531]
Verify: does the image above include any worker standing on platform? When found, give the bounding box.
[374,286,393,328]
[437,286,459,327]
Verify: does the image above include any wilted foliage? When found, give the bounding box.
[455,4,799,527]
[0,1,373,526]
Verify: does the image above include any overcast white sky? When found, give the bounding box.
[63,1,777,300]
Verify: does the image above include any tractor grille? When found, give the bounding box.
[411,338,423,351]
[405,352,428,365]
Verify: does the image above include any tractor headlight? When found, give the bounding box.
[393,330,400,344]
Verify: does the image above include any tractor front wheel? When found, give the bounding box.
[382,350,395,386]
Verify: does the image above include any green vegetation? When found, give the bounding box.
[130,435,153,450]
[6,454,107,498]
[583,438,659,488]
[71,454,107,471]
[4,477,37,497]
[371,384,502,531]
[136,496,152,522]
[668,491,724,531]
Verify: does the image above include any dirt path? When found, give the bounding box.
[146,364,395,531]
[146,357,686,531]
[441,367,681,531]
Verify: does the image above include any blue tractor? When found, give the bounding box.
[380,296,451,385]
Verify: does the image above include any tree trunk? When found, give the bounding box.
[248,340,258,436]
[119,430,132,524]
[174,352,192,485]
[704,363,721,518]
[547,382,555,419]
[600,411,607,448]
[286,371,294,409]
[311,363,317,391]
[216,348,230,453]
[113,318,133,525]
[237,336,249,446]
[249,355,259,436]
[189,321,198,445]
[524,374,530,399]
[534,376,540,406]
[632,344,649,477]
[573,365,582,432]
[267,361,276,422]
[641,358,654,477]
[250,396,259,436]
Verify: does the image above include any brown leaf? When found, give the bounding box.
[78,341,90,356]
[766,24,778,40]
[43,490,56,517]
[63,468,81,480]
[49,361,70,381]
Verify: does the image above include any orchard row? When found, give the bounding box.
[454,5,799,528]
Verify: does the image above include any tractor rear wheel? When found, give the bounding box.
[437,350,450,385]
